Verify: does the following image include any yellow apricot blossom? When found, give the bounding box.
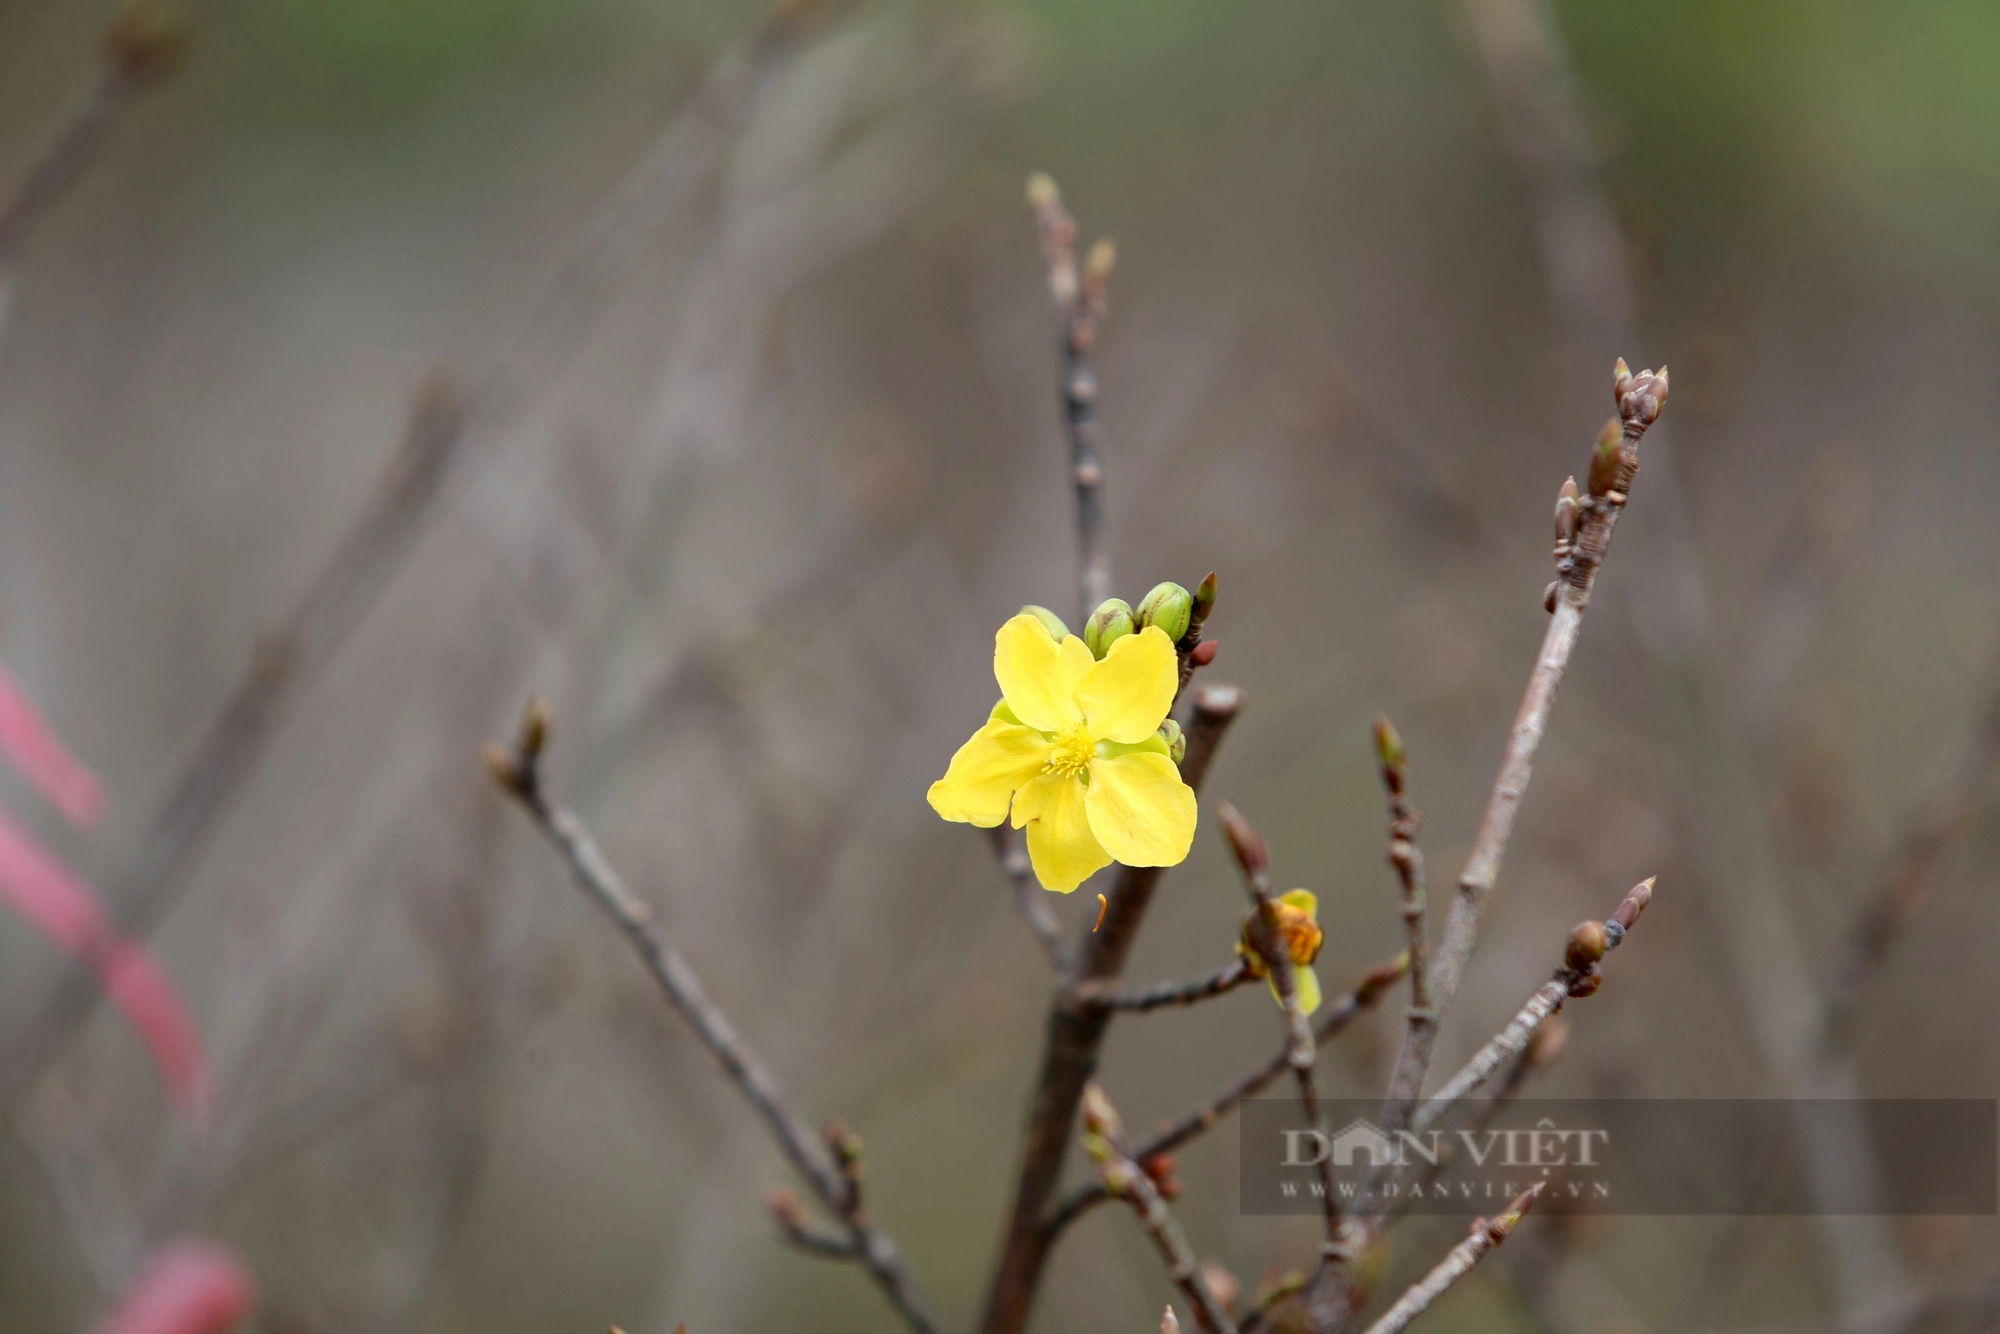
[1237,889,1324,1016]
[929,614,1196,892]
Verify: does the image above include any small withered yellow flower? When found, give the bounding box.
[928,613,1196,893]
[1237,890,1325,1015]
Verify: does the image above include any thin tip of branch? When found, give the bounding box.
[1611,875,1656,932]
[1215,802,1269,879]
[1487,1180,1545,1239]
[1160,1305,1182,1334]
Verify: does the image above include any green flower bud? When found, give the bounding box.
[1019,604,1069,641]
[1083,598,1135,658]
[1158,718,1186,766]
[1135,581,1194,643]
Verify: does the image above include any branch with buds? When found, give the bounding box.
[1081,1084,1239,1334]
[485,700,940,1334]
[1219,803,1344,1249]
[1026,172,1118,621]
[1046,951,1409,1240]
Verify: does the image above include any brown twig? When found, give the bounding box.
[1374,367,1664,1141]
[1820,675,2000,1052]
[1074,960,1253,1013]
[1357,1184,1544,1334]
[978,685,1242,1334]
[1027,172,1115,621]
[487,700,941,1334]
[1373,717,1433,1103]
[0,2,192,268]
[1045,951,1409,1239]
[1298,365,1664,1331]
[1082,1085,1239,1334]
[1219,804,1342,1250]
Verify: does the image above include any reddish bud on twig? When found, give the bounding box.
[1199,1260,1241,1310]
[1567,964,1605,998]
[765,1189,807,1230]
[1141,1151,1184,1200]
[1189,639,1219,667]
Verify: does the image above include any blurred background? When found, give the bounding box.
[3,0,1999,1330]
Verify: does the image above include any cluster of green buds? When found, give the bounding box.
[1077,579,1195,658]
[1020,578,1209,764]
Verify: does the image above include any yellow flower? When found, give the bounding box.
[929,614,1197,893]
[1237,890,1324,1016]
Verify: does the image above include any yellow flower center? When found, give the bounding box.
[1046,726,1096,780]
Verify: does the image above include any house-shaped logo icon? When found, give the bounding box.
[1328,1119,1395,1167]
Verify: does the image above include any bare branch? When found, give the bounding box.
[1074,960,1252,1013]
[488,701,941,1334]
[1357,1184,1544,1334]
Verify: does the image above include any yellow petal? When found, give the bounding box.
[1009,767,1061,829]
[1268,966,1323,1017]
[927,719,1050,828]
[1076,626,1177,744]
[1294,965,1322,1017]
[1280,889,1318,918]
[994,615,1092,734]
[1084,750,1197,867]
[1023,772,1111,893]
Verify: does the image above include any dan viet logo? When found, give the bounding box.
[1274,1116,1613,1205]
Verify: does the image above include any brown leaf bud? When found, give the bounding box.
[1568,964,1605,998]
[1565,919,1609,972]
[1611,875,1656,933]
[104,0,193,86]
[1586,417,1622,497]
[1554,478,1580,543]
